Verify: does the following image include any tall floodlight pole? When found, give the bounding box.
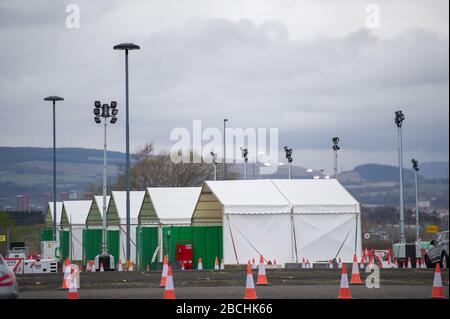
[395,110,406,244]
[44,96,64,241]
[412,159,420,241]
[114,42,140,262]
[284,146,293,179]
[223,119,228,180]
[210,152,218,181]
[94,101,118,255]
[332,137,340,179]
[240,147,248,180]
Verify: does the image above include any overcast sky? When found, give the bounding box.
[0,0,448,173]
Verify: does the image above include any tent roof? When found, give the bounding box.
[94,195,111,213]
[47,202,63,225]
[147,187,202,224]
[272,179,359,214]
[61,200,92,226]
[204,180,291,214]
[111,191,145,220]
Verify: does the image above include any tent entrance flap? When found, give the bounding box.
[223,214,293,265]
[293,213,361,262]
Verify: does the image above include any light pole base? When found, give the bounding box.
[94,253,115,271]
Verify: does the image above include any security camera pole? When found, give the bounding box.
[210,152,218,181]
[411,159,420,241]
[223,119,228,180]
[332,137,340,179]
[284,146,293,179]
[395,110,406,244]
[94,101,118,257]
[240,147,248,180]
[114,42,140,263]
[44,95,64,241]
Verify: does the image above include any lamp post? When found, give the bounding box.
[223,119,228,180]
[332,137,340,179]
[94,101,118,257]
[44,95,64,241]
[210,152,218,181]
[114,42,140,263]
[412,159,420,241]
[395,110,406,244]
[240,147,248,180]
[284,146,293,179]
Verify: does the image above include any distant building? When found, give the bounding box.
[83,192,94,200]
[60,192,69,201]
[42,193,52,212]
[16,194,30,212]
[69,190,79,200]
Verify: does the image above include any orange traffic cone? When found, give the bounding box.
[128,261,134,271]
[118,259,123,272]
[359,257,365,269]
[431,263,445,299]
[197,258,203,270]
[146,264,150,272]
[86,262,91,272]
[181,261,185,271]
[407,257,412,269]
[160,255,168,287]
[91,261,96,272]
[338,264,352,299]
[214,256,219,270]
[273,259,277,266]
[301,257,305,269]
[350,254,362,285]
[67,269,79,300]
[252,258,257,269]
[393,258,398,269]
[244,261,257,299]
[256,255,268,285]
[421,259,427,269]
[60,264,70,289]
[329,259,334,269]
[163,266,176,299]
[100,262,104,272]
[220,258,225,270]
[338,257,342,269]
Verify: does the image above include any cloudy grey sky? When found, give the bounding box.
[0,0,448,173]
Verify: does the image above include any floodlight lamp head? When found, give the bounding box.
[94,108,101,116]
[395,110,405,127]
[110,101,117,108]
[411,159,419,171]
[94,101,101,108]
[94,117,101,124]
[110,117,117,124]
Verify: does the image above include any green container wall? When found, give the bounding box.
[137,227,159,270]
[162,226,222,269]
[107,230,120,266]
[40,229,53,242]
[59,230,69,261]
[82,229,102,266]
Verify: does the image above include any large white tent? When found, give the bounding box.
[60,200,92,261]
[111,191,146,264]
[192,179,361,265]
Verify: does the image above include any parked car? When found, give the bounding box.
[424,231,449,269]
[0,254,19,299]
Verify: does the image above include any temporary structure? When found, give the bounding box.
[60,200,92,261]
[111,191,146,264]
[191,179,361,265]
[192,180,293,265]
[272,179,361,263]
[43,201,63,242]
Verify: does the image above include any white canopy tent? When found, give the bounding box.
[147,187,202,225]
[272,179,361,263]
[111,191,146,264]
[61,200,92,261]
[192,179,361,265]
[202,180,294,265]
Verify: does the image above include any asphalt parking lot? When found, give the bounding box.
[16,268,449,299]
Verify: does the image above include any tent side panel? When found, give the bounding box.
[192,226,222,269]
[59,230,69,261]
[40,229,53,242]
[138,227,159,270]
[82,229,102,266]
[107,230,120,265]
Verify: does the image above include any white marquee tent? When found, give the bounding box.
[47,201,63,243]
[192,179,361,265]
[60,200,92,261]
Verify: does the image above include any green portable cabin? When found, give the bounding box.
[144,187,222,270]
[83,196,120,267]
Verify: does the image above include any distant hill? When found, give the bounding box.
[420,161,449,180]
